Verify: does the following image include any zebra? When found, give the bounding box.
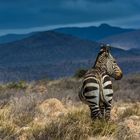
[79,44,123,120]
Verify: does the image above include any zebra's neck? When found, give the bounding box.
[92,65,107,77]
[93,53,107,74]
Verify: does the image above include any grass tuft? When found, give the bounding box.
[32,105,117,140]
[119,103,140,119]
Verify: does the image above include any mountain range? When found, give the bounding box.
[54,23,135,42]
[0,24,139,82]
[0,24,135,45]
[0,23,139,50]
[54,24,140,50]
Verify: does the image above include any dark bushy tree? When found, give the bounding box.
[74,69,87,78]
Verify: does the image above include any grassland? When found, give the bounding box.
[0,73,140,140]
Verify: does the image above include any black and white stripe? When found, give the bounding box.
[79,72,113,120]
[79,44,122,120]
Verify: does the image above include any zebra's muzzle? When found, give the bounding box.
[115,72,123,80]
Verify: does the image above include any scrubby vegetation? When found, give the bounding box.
[0,73,140,140]
[74,68,88,78]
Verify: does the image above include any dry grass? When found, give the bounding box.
[119,103,140,119]
[113,73,140,102]
[0,73,140,140]
[0,101,140,140]
[0,106,17,139]
[32,105,117,140]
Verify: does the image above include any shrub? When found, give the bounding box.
[74,69,87,78]
[7,80,27,90]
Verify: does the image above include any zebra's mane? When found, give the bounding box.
[93,47,109,68]
[92,48,105,68]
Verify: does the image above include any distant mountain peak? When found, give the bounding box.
[54,23,134,41]
[99,23,111,28]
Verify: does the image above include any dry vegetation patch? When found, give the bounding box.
[32,104,117,140]
[0,74,140,140]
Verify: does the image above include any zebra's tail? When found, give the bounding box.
[78,87,87,104]
[100,90,111,106]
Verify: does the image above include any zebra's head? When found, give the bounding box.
[94,44,123,80]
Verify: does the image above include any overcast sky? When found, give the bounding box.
[0,0,140,35]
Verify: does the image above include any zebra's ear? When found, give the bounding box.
[100,46,107,52]
[106,44,111,52]
[100,46,109,54]
[100,47,109,58]
[100,44,111,56]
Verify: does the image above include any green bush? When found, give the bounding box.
[7,80,27,89]
[74,69,87,78]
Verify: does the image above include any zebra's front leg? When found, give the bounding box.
[89,105,102,120]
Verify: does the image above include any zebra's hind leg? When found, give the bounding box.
[100,103,105,119]
[89,105,102,120]
[104,100,112,121]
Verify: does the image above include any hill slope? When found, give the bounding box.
[0,33,33,44]
[0,31,139,82]
[100,30,140,50]
[0,31,100,81]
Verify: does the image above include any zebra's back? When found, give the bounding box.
[79,70,114,106]
[79,70,100,106]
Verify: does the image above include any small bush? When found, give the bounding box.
[7,80,27,90]
[74,69,87,78]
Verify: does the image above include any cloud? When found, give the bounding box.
[0,0,140,34]
[82,0,114,3]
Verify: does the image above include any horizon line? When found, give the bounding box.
[0,22,138,37]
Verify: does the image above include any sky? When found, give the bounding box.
[0,0,140,36]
